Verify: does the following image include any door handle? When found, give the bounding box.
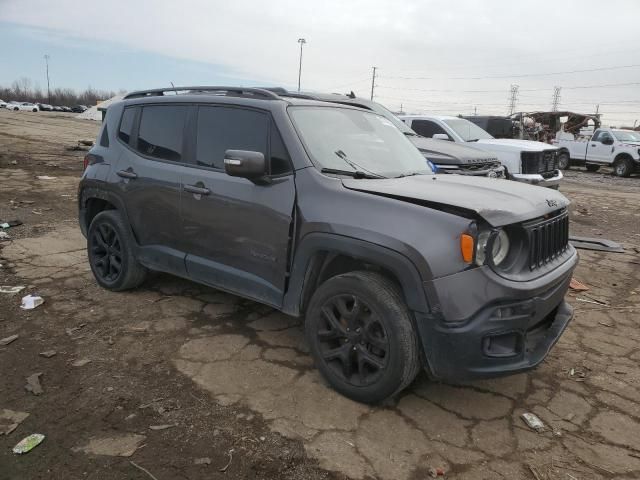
[183,184,211,195]
[116,169,138,179]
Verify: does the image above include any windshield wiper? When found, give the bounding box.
[332,150,386,178]
[321,168,383,179]
[403,131,418,137]
[394,171,428,178]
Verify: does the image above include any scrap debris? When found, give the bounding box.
[25,373,44,396]
[521,412,545,432]
[13,433,45,454]
[20,294,44,310]
[0,334,19,346]
[569,236,624,253]
[0,409,30,435]
[569,278,589,292]
[220,448,235,472]
[428,466,446,477]
[39,350,57,358]
[0,286,25,294]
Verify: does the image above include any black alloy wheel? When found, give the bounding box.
[90,223,123,284]
[316,294,390,387]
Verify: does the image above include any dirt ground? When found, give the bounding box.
[1,109,639,480]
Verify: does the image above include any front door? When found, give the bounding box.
[115,104,189,275]
[181,105,296,307]
[588,130,614,163]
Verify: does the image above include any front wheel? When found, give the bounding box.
[558,152,570,170]
[613,157,633,177]
[585,164,600,172]
[305,271,420,404]
[13,107,18,111]
[88,210,147,291]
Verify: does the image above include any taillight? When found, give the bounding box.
[83,153,103,171]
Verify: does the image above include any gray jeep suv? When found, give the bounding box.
[79,86,577,403]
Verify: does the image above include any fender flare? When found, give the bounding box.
[282,232,431,316]
[78,186,133,238]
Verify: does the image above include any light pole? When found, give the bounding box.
[44,54,51,104]
[297,38,306,92]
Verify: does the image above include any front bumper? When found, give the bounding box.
[511,169,563,188]
[417,250,577,380]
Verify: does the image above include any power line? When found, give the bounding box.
[375,81,640,94]
[380,63,640,81]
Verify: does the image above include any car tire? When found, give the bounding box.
[585,164,600,172]
[32,108,37,112]
[613,157,633,177]
[558,152,570,170]
[305,271,420,404]
[13,107,18,111]
[87,210,147,291]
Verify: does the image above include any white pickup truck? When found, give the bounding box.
[400,115,563,188]
[554,128,640,177]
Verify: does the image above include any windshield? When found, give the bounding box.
[613,130,640,142]
[368,103,415,134]
[289,106,432,177]
[443,118,494,141]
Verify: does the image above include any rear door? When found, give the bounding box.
[180,105,296,307]
[114,104,189,275]
[587,130,614,163]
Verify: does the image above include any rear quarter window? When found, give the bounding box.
[136,105,187,162]
[118,107,137,144]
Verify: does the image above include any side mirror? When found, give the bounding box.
[433,133,450,141]
[601,137,614,145]
[224,150,267,182]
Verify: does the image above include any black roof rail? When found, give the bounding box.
[123,86,281,100]
[261,87,316,100]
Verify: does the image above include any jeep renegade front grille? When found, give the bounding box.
[521,150,559,174]
[525,210,569,270]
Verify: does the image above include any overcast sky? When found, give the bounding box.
[2,0,640,126]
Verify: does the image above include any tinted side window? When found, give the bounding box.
[118,107,137,144]
[136,105,187,162]
[591,130,603,141]
[411,120,449,139]
[196,107,268,169]
[270,125,292,175]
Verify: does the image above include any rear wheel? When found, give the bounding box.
[558,152,570,170]
[585,164,600,172]
[305,271,420,404]
[13,107,18,111]
[613,157,633,177]
[88,210,147,291]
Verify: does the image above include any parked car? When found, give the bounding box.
[52,106,63,112]
[71,105,88,113]
[400,115,563,188]
[267,89,505,178]
[79,86,577,403]
[554,128,640,177]
[8,102,39,112]
[61,106,72,112]
[0,99,7,108]
[37,103,53,111]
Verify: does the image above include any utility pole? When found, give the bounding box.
[370,66,377,100]
[44,54,51,104]
[507,84,519,116]
[595,104,599,115]
[474,106,477,116]
[551,86,561,112]
[399,103,403,113]
[297,38,306,92]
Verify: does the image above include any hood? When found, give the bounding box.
[621,142,640,148]
[475,138,557,152]
[409,137,497,165]
[342,174,569,227]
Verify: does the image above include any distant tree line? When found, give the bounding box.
[0,77,119,107]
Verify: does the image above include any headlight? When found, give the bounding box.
[475,229,510,266]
